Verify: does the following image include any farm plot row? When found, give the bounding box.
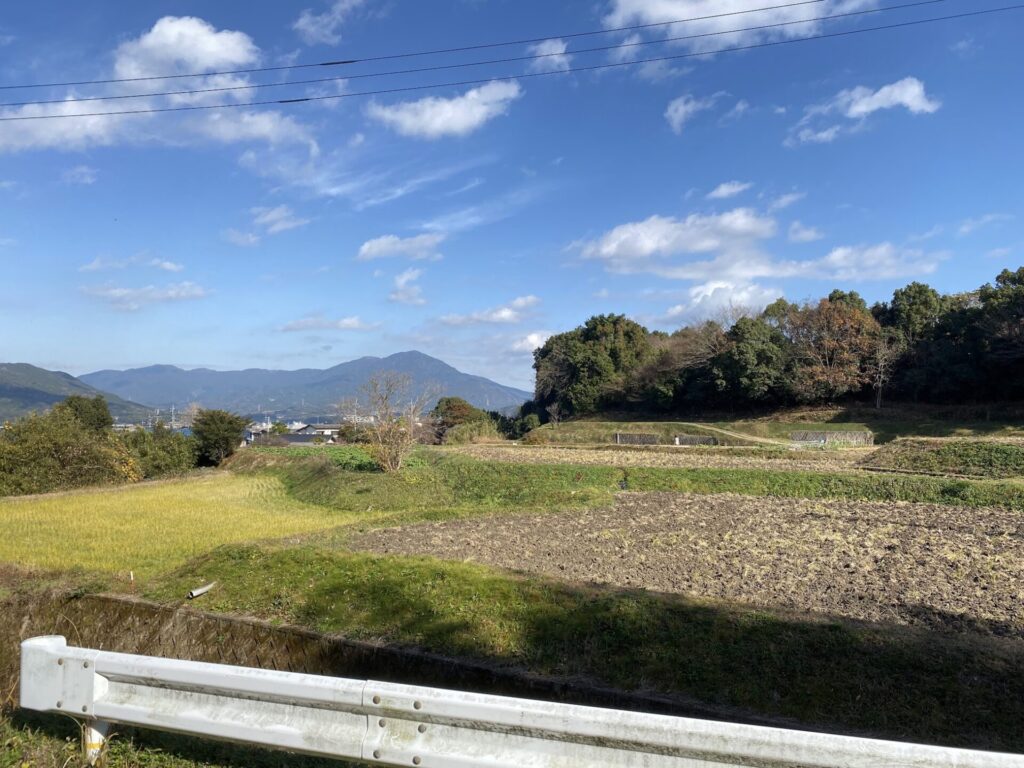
[452,444,870,473]
[352,491,1024,637]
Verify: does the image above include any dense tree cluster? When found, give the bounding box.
[0,396,246,496]
[528,268,1024,419]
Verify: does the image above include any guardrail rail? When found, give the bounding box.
[20,636,1024,767]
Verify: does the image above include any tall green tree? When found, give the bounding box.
[888,281,943,343]
[534,314,653,416]
[192,409,249,466]
[713,317,788,402]
[56,395,114,433]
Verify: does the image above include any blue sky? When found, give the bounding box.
[0,1,1020,389]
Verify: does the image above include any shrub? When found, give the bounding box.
[442,420,502,445]
[0,408,141,496]
[192,409,249,466]
[121,423,198,478]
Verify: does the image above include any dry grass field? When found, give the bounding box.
[0,473,351,577]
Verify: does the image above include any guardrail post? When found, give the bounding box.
[84,720,109,765]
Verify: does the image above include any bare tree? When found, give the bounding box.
[348,373,433,472]
[867,328,907,410]
[545,402,563,428]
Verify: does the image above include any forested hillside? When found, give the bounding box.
[527,267,1024,419]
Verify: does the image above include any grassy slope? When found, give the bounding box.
[530,408,1024,446]
[9,446,1024,757]
[862,438,1024,479]
[144,543,1024,751]
[0,473,366,577]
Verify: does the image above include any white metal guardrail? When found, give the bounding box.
[20,636,1024,767]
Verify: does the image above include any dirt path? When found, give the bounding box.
[676,422,791,446]
[351,492,1024,638]
[452,444,868,473]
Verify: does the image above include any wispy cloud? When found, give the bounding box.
[357,232,445,261]
[293,0,366,45]
[959,213,1014,236]
[788,221,824,243]
[367,81,523,139]
[789,77,941,146]
[441,296,540,326]
[707,181,753,200]
[280,313,374,332]
[389,268,426,305]
[82,282,207,311]
[62,165,98,185]
[224,204,311,246]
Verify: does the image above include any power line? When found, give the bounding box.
[0,0,830,91]
[1,5,1019,123]
[0,0,948,109]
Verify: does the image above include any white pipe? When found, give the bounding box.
[187,582,216,600]
[83,719,109,766]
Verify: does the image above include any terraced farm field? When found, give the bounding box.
[453,443,870,473]
[352,491,1024,636]
[0,472,350,576]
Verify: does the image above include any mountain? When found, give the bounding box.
[0,363,152,423]
[81,352,532,419]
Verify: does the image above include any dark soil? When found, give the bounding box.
[351,492,1024,638]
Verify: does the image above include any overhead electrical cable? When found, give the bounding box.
[0,4,1019,122]
[0,0,833,90]
[0,0,948,109]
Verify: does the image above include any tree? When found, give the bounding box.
[0,408,140,496]
[866,328,907,409]
[534,314,653,416]
[431,397,488,431]
[192,409,248,466]
[356,373,433,472]
[270,422,290,435]
[121,422,198,478]
[713,317,788,402]
[888,281,943,343]
[827,289,868,313]
[783,299,879,403]
[56,395,114,433]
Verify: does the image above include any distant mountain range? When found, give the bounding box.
[0,363,151,423]
[81,352,532,418]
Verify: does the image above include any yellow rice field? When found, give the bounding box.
[0,473,349,577]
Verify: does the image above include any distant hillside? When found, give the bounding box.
[81,351,531,418]
[0,363,152,423]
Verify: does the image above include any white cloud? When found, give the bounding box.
[149,258,184,272]
[768,192,805,211]
[723,100,751,121]
[959,213,1014,236]
[293,0,366,45]
[580,208,777,280]
[79,254,183,272]
[987,247,1012,259]
[62,165,98,185]
[83,281,207,311]
[604,0,878,49]
[0,16,316,155]
[707,180,753,200]
[527,39,572,73]
[788,221,824,243]
[114,16,258,80]
[664,93,718,134]
[512,331,552,353]
[222,229,260,247]
[251,205,310,235]
[367,81,523,139]
[441,296,540,326]
[790,77,940,145]
[281,314,373,332]
[389,268,426,305]
[357,232,445,261]
[666,281,782,320]
[814,243,944,280]
[579,207,943,283]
